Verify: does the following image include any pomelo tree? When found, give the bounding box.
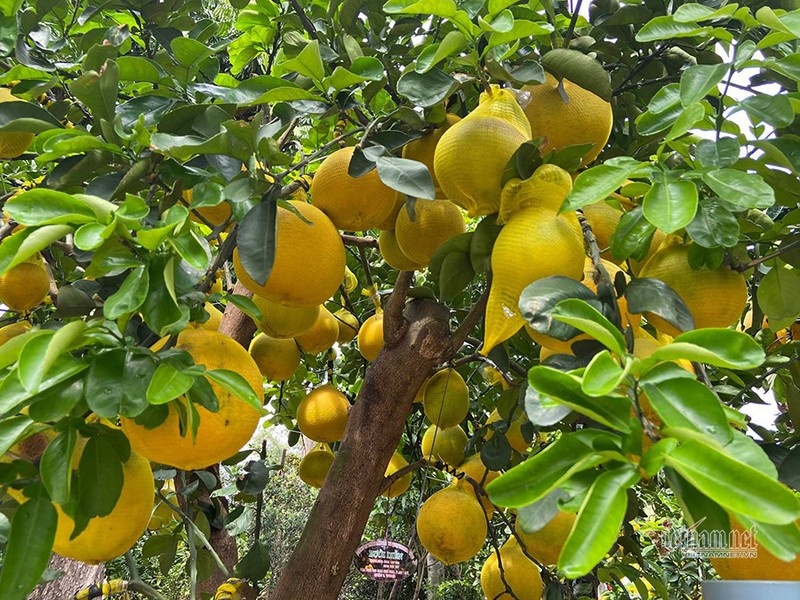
[1,0,799,599]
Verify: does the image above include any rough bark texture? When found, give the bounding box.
[28,555,105,599]
[271,295,454,600]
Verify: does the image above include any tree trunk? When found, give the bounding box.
[271,296,454,600]
[28,555,105,599]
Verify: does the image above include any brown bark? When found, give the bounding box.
[28,555,105,599]
[271,293,455,600]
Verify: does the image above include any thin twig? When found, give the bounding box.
[276,126,366,178]
[288,0,319,40]
[563,0,584,48]
[735,237,800,272]
[731,355,800,404]
[450,285,490,356]
[341,233,379,248]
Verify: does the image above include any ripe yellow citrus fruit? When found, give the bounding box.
[638,242,747,337]
[423,368,469,428]
[522,72,612,166]
[525,257,640,353]
[435,85,531,217]
[121,329,264,470]
[0,88,34,159]
[296,383,350,443]
[454,454,500,517]
[498,163,573,224]
[184,189,233,231]
[298,442,335,488]
[148,480,178,531]
[357,312,384,361]
[377,193,406,230]
[421,424,467,467]
[342,266,358,293]
[334,309,360,344]
[402,114,461,196]
[379,229,424,271]
[414,377,430,404]
[383,451,412,498]
[0,320,31,345]
[189,302,223,332]
[253,295,320,338]
[633,329,694,374]
[249,333,301,381]
[485,409,530,454]
[46,431,155,564]
[483,207,584,355]
[417,486,488,565]
[515,510,577,565]
[233,200,345,307]
[310,146,399,230]
[294,305,339,354]
[481,537,543,600]
[711,519,800,580]
[0,261,50,312]
[395,199,466,267]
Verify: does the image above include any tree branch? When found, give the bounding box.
[450,285,490,356]
[288,0,319,40]
[735,237,800,273]
[384,270,413,345]
[341,233,379,248]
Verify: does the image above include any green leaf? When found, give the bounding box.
[609,207,657,262]
[225,294,262,323]
[469,214,503,273]
[171,37,214,68]
[732,514,800,563]
[0,224,71,275]
[519,276,595,342]
[147,363,195,405]
[140,257,184,336]
[635,16,711,42]
[641,379,732,443]
[624,278,695,334]
[481,431,512,470]
[383,0,457,17]
[4,189,100,226]
[70,61,119,123]
[540,48,611,102]
[16,332,53,393]
[664,438,800,525]
[0,356,87,415]
[757,263,800,324]
[104,265,149,320]
[737,93,795,129]
[702,169,776,211]
[488,20,554,50]
[651,329,766,370]
[528,366,631,432]
[642,178,698,234]
[558,465,640,578]
[561,157,647,213]
[40,429,77,505]
[0,415,33,456]
[205,369,262,411]
[582,351,627,397]
[397,68,458,107]
[375,157,435,200]
[486,430,616,507]
[550,299,627,356]
[117,56,165,83]
[679,63,728,107]
[686,200,739,248]
[437,250,474,302]
[694,138,740,169]
[283,40,324,82]
[235,540,270,580]
[237,199,277,287]
[415,31,467,73]
[0,491,57,600]
[0,101,61,134]
[77,435,124,518]
[169,232,210,271]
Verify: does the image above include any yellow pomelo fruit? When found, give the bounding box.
[582,199,665,270]
[525,257,639,353]
[711,519,800,581]
[233,200,345,307]
[148,480,178,531]
[249,333,301,381]
[633,329,693,374]
[184,189,233,231]
[379,229,424,271]
[377,193,406,230]
[481,537,543,600]
[482,207,584,355]
[190,302,222,331]
[342,266,358,293]
[296,383,350,443]
[482,365,510,389]
[121,329,263,470]
[0,321,31,345]
[417,486,488,565]
[395,199,466,266]
[298,442,335,488]
[402,114,461,196]
[0,261,50,312]
[638,243,747,337]
[498,163,573,224]
[485,409,530,454]
[514,510,577,566]
[0,89,34,159]
[383,451,412,498]
[310,146,399,230]
[435,85,532,217]
[454,454,500,517]
[414,377,430,404]
[295,305,339,354]
[253,295,320,339]
[423,367,469,428]
[421,424,467,467]
[522,73,612,167]
[357,312,384,361]
[334,309,360,344]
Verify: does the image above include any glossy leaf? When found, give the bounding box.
[757,263,800,324]
[4,189,99,226]
[679,63,728,107]
[396,68,458,107]
[624,278,695,333]
[0,415,32,456]
[550,298,627,356]
[77,435,124,518]
[40,428,77,505]
[205,369,262,411]
[582,351,627,397]
[519,276,594,341]
[104,265,149,320]
[702,169,775,211]
[375,156,435,200]
[561,157,647,213]
[642,179,698,234]
[237,200,277,287]
[147,363,195,405]
[652,328,765,370]
[686,200,739,248]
